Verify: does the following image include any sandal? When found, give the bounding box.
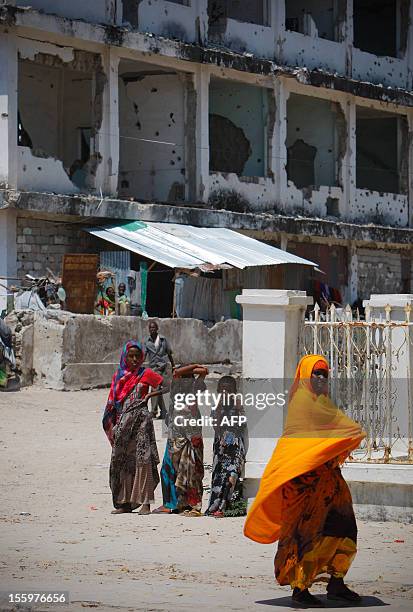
[182,509,203,517]
[292,588,324,608]
[327,578,361,603]
[327,587,362,603]
[152,506,173,514]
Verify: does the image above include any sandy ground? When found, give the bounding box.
[0,388,412,612]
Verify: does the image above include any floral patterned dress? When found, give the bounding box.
[110,371,162,509]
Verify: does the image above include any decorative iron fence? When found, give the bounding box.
[300,303,413,463]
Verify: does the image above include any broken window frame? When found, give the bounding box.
[285,93,345,190]
[208,1,271,28]
[285,0,346,43]
[208,77,272,179]
[353,0,408,59]
[355,105,408,195]
[17,50,102,193]
[117,59,189,202]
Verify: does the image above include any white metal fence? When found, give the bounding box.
[300,303,413,463]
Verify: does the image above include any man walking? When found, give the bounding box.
[145,321,175,418]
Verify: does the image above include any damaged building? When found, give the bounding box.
[0,0,412,317]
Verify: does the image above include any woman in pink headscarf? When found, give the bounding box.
[103,340,165,515]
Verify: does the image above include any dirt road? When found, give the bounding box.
[0,388,412,611]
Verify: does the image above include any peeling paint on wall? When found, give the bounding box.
[357,248,405,299]
[18,38,75,63]
[286,93,345,189]
[17,147,81,195]
[209,78,269,177]
[209,115,251,175]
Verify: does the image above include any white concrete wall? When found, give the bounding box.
[351,48,409,89]
[281,31,346,74]
[17,0,116,25]
[285,184,343,218]
[353,190,408,227]
[17,147,80,195]
[0,32,18,190]
[216,18,275,58]
[128,0,202,43]
[208,173,276,212]
[0,209,17,313]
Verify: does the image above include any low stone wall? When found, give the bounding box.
[6,310,242,390]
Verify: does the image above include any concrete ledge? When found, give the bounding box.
[3,190,413,247]
[342,462,413,485]
[349,480,413,523]
[244,461,413,524]
[62,363,117,390]
[236,289,313,307]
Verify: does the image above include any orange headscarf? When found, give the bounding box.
[244,355,365,544]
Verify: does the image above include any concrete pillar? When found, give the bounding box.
[114,0,123,25]
[280,234,288,251]
[363,293,413,459]
[406,0,413,84]
[95,47,119,196]
[273,78,289,210]
[340,97,356,219]
[235,289,313,502]
[345,0,354,77]
[365,293,413,322]
[194,65,210,203]
[0,208,17,313]
[272,0,285,61]
[348,244,358,304]
[0,31,18,189]
[408,114,413,228]
[196,0,209,45]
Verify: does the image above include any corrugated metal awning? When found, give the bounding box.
[87,221,317,270]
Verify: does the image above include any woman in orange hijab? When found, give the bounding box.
[244,355,365,607]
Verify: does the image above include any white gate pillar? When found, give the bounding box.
[364,294,413,384]
[236,289,313,502]
[363,294,413,460]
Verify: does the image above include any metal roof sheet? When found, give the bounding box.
[87,221,317,270]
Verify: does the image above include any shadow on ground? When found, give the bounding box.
[256,595,389,608]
